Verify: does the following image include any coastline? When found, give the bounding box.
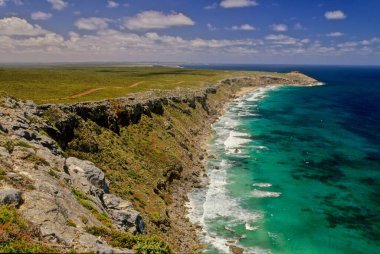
[0,71,319,253]
[185,79,320,253]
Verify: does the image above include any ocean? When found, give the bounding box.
[185,65,380,254]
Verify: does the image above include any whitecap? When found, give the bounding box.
[251,145,268,150]
[245,223,260,231]
[187,158,263,253]
[251,189,281,198]
[252,183,272,188]
[224,131,251,149]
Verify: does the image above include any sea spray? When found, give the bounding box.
[187,87,276,254]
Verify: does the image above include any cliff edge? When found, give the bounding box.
[0,72,318,253]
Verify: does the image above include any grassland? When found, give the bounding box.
[0,65,253,104]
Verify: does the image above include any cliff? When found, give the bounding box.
[0,72,318,253]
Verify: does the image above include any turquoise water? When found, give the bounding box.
[187,66,380,254]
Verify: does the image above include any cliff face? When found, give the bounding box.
[0,72,318,253]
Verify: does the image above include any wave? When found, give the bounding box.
[251,189,281,198]
[245,223,260,231]
[187,86,277,253]
[187,159,263,253]
[224,130,251,149]
[252,183,272,188]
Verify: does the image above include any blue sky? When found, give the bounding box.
[0,0,379,64]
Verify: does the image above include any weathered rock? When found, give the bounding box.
[0,122,8,133]
[0,146,13,168]
[103,193,132,210]
[109,209,145,233]
[65,157,109,193]
[77,233,132,253]
[229,245,245,254]
[14,129,37,140]
[0,188,22,206]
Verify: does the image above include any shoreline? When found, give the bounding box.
[184,80,320,253]
[185,85,276,253]
[0,71,319,253]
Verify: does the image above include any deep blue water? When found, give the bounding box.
[186,65,380,253]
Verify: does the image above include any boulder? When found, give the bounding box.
[65,157,109,193]
[0,188,22,206]
[109,209,145,234]
[103,193,144,233]
[103,194,132,210]
[229,245,245,254]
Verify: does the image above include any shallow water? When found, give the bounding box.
[187,66,380,254]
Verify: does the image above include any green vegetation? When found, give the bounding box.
[25,154,49,167]
[0,140,33,154]
[0,66,253,104]
[86,226,171,254]
[65,86,236,251]
[0,167,6,180]
[71,189,113,228]
[48,167,60,179]
[66,219,76,227]
[0,205,57,253]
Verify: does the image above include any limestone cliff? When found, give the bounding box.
[0,72,318,253]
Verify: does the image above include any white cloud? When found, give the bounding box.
[1,15,379,63]
[325,10,346,20]
[231,24,255,31]
[220,0,258,8]
[47,0,67,11]
[204,2,218,10]
[0,0,22,7]
[271,24,288,32]
[326,32,344,37]
[123,11,195,30]
[294,23,305,30]
[31,11,52,20]
[74,17,110,30]
[265,34,307,46]
[338,41,358,48]
[0,17,49,36]
[207,23,216,31]
[107,0,119,8]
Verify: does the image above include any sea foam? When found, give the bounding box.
[251,189,281,198]
[186,87,275,254]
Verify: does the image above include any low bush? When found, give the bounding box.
[86,226,171,254]
[0,205,57,253]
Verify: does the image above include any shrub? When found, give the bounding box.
[0,167,6,180]
[85,226,171,254]
[72,189,113,228]
[0,205,57,253]
[66,219,76,227]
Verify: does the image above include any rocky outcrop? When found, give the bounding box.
[0,96,143,253]
[0,187,22,206]
[65,157,145,234]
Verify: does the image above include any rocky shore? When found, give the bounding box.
[0,71,317,253]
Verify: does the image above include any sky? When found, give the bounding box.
[0,0,379,65]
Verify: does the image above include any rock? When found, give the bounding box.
[103,194,132,210]
[0,188,22,206]
[229,245,245,254]
[65,157,109,193]
[109,209,145,234]
[0,122,8,133]
[103,193,144,233]
[77,233,132,253]
[14,129,37,140]
[0,146,13,168]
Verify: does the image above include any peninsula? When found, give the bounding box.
[0,66,318,253]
